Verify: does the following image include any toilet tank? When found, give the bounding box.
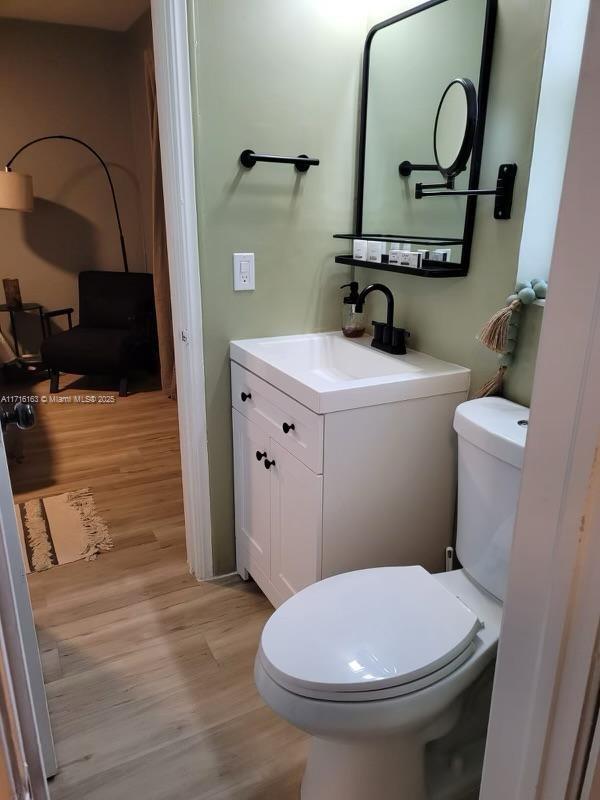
[453,397,529,602]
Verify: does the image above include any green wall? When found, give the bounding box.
[503,303,543,404]
[188,0,367,572]
[358,0,549,403]
[188,0,549,574]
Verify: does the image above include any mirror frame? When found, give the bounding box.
[434,77,478,178]
[355,0,497,276]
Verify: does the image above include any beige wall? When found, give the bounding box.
[0,17,152,355]
[0,747,12,800]
[189,0,549,574]
[125,11,154,274]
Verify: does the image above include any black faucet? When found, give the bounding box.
[354,283,409,355]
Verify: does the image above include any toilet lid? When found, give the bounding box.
[259,566,482,698]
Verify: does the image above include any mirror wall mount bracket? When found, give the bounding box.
[398,160,441,178]
[415,177,455,192]
[416,163,517,220]
[239,149,319,172]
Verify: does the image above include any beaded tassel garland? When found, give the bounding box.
[474,278,547,398]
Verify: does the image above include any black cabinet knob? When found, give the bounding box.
[256,450,267,461]
[241,391,252,402]
[264,458,276,470]
[282,422,295,434]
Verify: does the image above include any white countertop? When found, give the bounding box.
[230,331,470,413]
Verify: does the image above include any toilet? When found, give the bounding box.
[254,397,529,800]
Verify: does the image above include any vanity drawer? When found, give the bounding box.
[231,361,323,473]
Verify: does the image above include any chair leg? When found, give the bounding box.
[119,376,128,397]
[49,370,59,393]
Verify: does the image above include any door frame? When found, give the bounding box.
[581,713,600,799]
[480,0,599,796]
[150,0,213,579]
[0,609,47,800]
[0,480,50,799]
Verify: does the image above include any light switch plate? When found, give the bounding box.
[233,252,255,291]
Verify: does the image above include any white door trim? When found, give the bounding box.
[0,428,55,784]
[151,0,213,579]
[0,612,38,799]
[480,1,599,796]
[0,447,50,798]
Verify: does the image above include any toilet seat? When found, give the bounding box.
[259,566,483,703]
[258,640,478,702]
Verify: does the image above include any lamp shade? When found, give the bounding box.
[0,170,33,212]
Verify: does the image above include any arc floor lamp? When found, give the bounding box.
[0,134,129,272]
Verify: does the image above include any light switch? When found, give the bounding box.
[233,252,255,291]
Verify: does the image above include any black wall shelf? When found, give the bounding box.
[335,254,467,278]
[333,233,463,246]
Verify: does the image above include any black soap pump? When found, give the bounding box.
[341,282,366,339]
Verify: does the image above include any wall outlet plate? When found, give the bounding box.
[233,253,255,291]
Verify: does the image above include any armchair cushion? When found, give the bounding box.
[41,326,151,375]
[78,270,155,330]
[40,270,157,385]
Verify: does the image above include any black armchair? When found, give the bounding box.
[41,271,157,397]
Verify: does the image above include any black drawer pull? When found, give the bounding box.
[264,458,276,470]
[256,450,267,461]
[241,391,252,402]
[282,422,295,434]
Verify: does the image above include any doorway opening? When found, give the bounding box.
[0,1,207,791]
[0,4,185,562]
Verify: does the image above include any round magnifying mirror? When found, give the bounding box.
[433,78,478,179]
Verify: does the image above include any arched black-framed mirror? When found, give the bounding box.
[342,0,497,278]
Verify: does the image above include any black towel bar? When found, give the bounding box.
[239,149,319,172]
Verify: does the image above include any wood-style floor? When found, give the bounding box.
[7,372,307,799]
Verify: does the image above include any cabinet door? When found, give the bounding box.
[269,439,323,600]
[232,409,271,578]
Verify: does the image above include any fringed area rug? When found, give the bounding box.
[15,488,113,573]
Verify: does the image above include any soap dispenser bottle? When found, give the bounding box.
[341,282,366,338]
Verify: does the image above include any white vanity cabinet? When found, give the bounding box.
[232,409,323,605]
[231,345,469,609]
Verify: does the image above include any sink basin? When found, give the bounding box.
[230,332,470,413]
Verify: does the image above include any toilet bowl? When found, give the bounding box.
[255,397,528,799]
[256,567,501,799]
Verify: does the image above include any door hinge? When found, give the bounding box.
[445,546,455,572]
[180,329,190,345]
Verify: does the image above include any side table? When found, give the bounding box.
[0,303,46,371]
